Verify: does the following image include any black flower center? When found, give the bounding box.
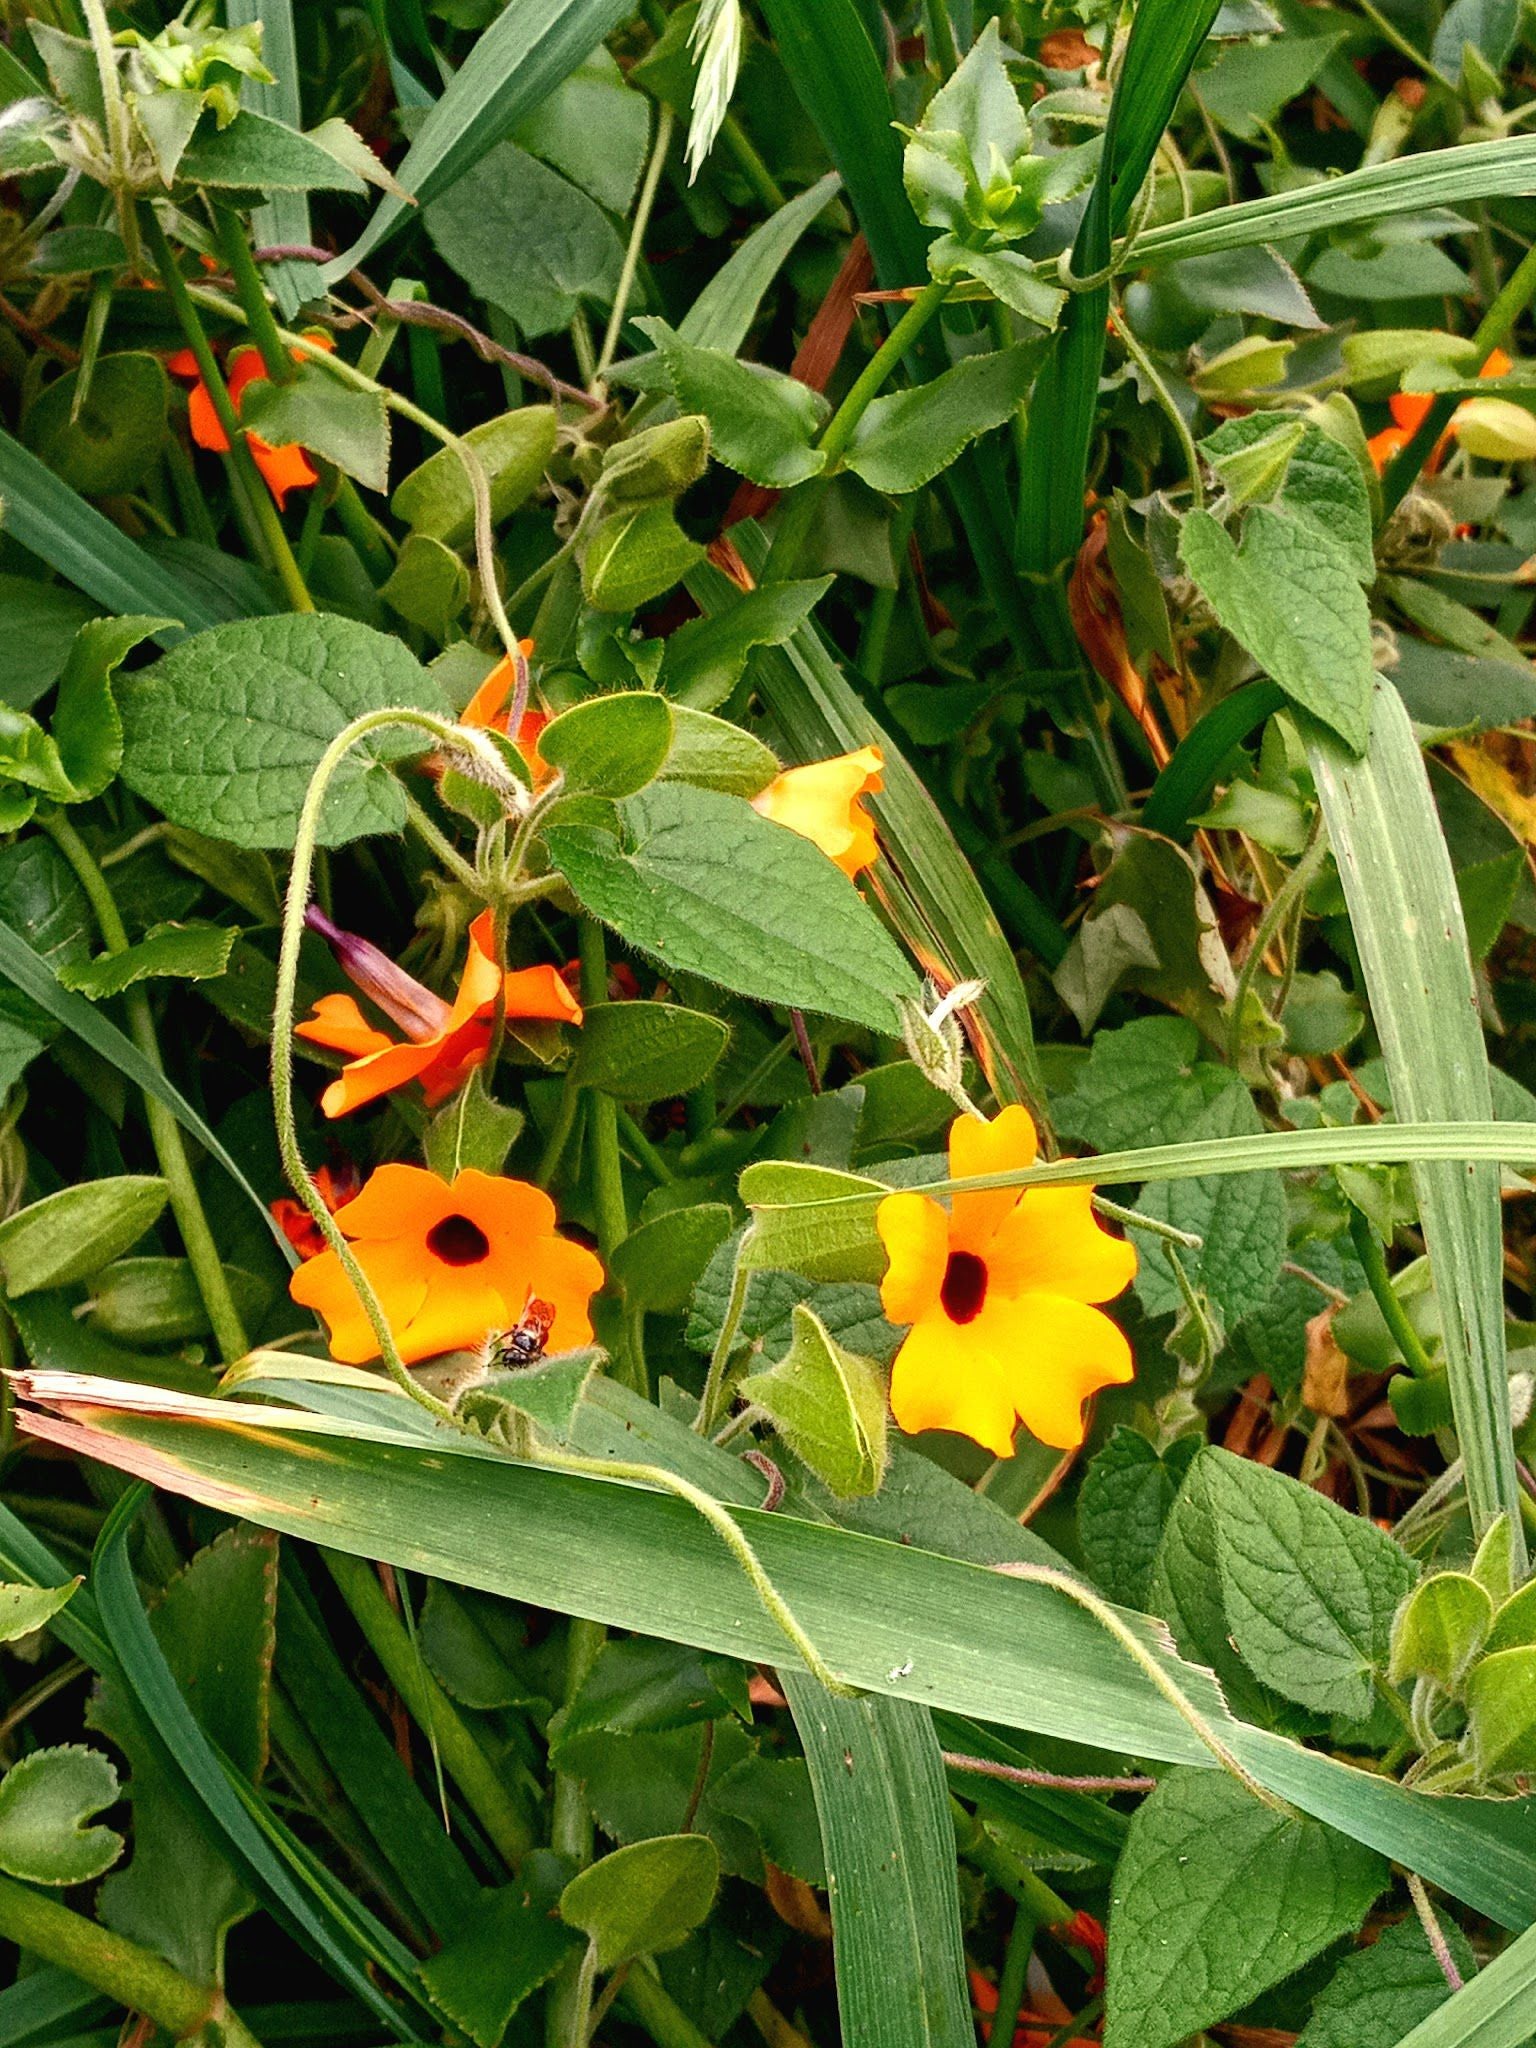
[426,1214,491,1266]
[940,1249,988,1324]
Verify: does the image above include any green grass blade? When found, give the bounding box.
[326,0,637,276]
[784,1678,973,2048]
[1308,685,1523,1566]
[691,538,1046,1110]
[1132,134,1536,268]
[90,1488,433,2040]
[1384,1917,1536,2048]
[1017,0,1221,581]
[227,0,326,317]
[680,171,843,353]
[0,433,222,637]
[0,921,289,1252]
[26,1395,1536,1929]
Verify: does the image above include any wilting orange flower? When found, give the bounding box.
[298,906,581,1117]
[750,746,883,877]
[167,334,335,507]
[270,1159,361,1261]
[1367,346,1513,474]
[290,1164,603,1365]
[460,645,553,786]
[876,1106,1136,1456]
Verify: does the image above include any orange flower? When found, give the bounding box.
[750,746,883,877]
[297,906,581,1117]
[876,1106,1135,1456]
[168,335,336,507]
[290,1164,603,1365]
[270,1159,360,1261]
[461,645,552,786]
[1367,346,1514,474]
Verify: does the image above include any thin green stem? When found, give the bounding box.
[695,1232,755,1434]
[1225,819,1329,1068]
[1348,1207,1439,1380]
[616,1107,675,1183]
[620,1963,717,2048]
[579,921,628,1262]
[0,1869,263,2047]
[37,810,248,1365]
[596,105,675,388]
[536,1073,583,1191]
[216,205,295,385]
[1091,1195,1202,1249]
[1110,303,1205,508]
[142,211,314,613]
[1354,0,1457,89]
[78,0,138,265]
[272,706,502,1425]
[399,783,482,893]
[992,1899,1037,2048]
[546,1612,606,2048]
[923,0,961,75]
[320,1549,535,1866]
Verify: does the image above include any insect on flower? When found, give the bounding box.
[491,1295,556,1369]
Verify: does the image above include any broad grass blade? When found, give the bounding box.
[785,1677,973,2048]
[326,0,637,276]
[1308,684,1523,1566]
[1385,1917,1536,2048]
[227,0,325,316]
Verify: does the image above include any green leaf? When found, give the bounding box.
[0,1747,122,1887]
[118,613,448,848]
[740,1303,887,1499]
[426,142,625,337]
[543,782,919,1032]
[0,1176,167,1297]
[643,322,829,489]
[514,46,650,210]
[457,1356,601,1447]
[661,706,780,797]
[582,504,707,613]
[843,346,1039,494]
[178,107,367,191]
[1078,1428,1198,1610]
[1104,1769,1388,2048]
[1390,1573,1493,1693]
[740,1163,887,1283]
[0,1579,78,1642]
[59,920,237,1000]
[52,615,170,803]
[560,1835,719,1970]
[1180,504,1375,754]
[1200,410,1376,584]
[380,534,471,637]
[85,1257,267,1347]
[328,0,637,273]
[1197,1445,1418,1718]
[240,367,391,494]
[0,576,100,712]
[1195,29,1349,138]
[539,694,675,797]
[424,1069,526,1181]
[568,1001,729,1102]
[1466,1648,1536,1779]
[610,1207,735,1315]
[557,1637,749,1744]
[1485,1577,1536,1655]
[600,417,712,506]
[420,1874,580,2048]
[783,1680,973,2048]
[677,172,843,355]
[390,406,558,547]
[1308,683,1520,1559]
[1433,0,1518,80]
[1297,1914,1477,2048]
[23,354,169,496]
[659,580,833,712]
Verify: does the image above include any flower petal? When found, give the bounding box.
[295,993,395,1059]
[331,1162,456,1241]
[396,1269,508,1363]
[948,1103,1037,1252]
[249,434,318,509]
[750,747,884,877]
[983,1292,1134,1450]
[450,1168,561,1250]
[877,1190,949,1326]
[290,1232,432,1364]
[987,1182,1136,1305]
[319,1038,443,1119]
[888,1313,1018,1458]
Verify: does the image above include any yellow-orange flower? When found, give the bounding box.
[876,1106,1136,1456]
[297,907,580,1117]
[1366,346,1513,474]
[290,1164,603,1366]
[750,746,883,877]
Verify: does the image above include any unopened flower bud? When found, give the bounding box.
[899,977,986,1110]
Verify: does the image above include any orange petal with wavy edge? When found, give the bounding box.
[461,911,583,1027]
[186,376,229,452]
[291,1231,434,1364]
[295,993,395,1059]
[250,434,318,509]
[989,1292,1134,1449]
[330,1162,458,1239]
[750,746,884,876]
[319,1038,446,1119]
[889,1314,1018,1458]
[987,1181,1136,1306]
[877,1190,949,1326]
[948,1103,1037,1253]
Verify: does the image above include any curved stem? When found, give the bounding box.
[1109,302,1204,508]
[37,811,249,1365]
[272,708,495,1424]
[1225,819,1329,1068]
[216,204,295,385]
[595,105,675,389]
[695,1231,755,1434]
[1348,1206,1439,1380]
[398,783,482,893]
